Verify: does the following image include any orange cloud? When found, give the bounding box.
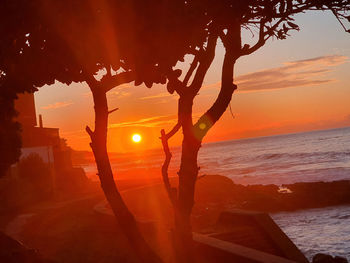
[203,55,348,93]
[109,115,178,128]
[41,101,73,110]
[109,90,131,99]
[139,92,176,100]
[284,55,348,67]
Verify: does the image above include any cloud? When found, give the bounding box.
[203,55,348,93]
[139,92,176,100]
[284,55,348,67]
[109,115,178,128]
[41,101,73,110]
[109,90,131,99]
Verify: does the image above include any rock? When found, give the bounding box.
[312,253,348,263]
[334,256,348,263]
[193,175,350,212]
[312,253,335,263]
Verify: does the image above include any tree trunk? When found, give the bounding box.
[171,95,201,262]
[172,26,239,262]
[88,88,162,263]
[173,134,201,263]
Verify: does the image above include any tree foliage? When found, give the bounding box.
[0,0,207,175]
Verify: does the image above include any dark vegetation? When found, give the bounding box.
[0,152,89,215]
[1,1,350,263]
[0,154,52,213]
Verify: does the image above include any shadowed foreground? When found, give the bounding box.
[2,175,350,262]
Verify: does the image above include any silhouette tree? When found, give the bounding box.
[0,1,34,176]
[0,1,207,262]
[160,1,350,261]
[2,0,349,262]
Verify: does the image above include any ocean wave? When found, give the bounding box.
[256,151,350,161]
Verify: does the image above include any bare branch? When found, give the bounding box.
[240,2,322,56]
[331,8,350,33]
[183,55,199,87]
[193,82,237,140]
[241,16,287,56]
[193,36,238,141]
[108,107,119,115]
[160,123,181,207]
[189,32,218,95]
[85,125,94,138]
[165,122,181,140]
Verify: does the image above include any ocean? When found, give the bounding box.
[82,126,350,260]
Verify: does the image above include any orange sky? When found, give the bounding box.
[34,11,350,153]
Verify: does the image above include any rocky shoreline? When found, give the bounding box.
[195,175,350,213]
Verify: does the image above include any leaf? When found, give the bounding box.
[287,21,298,29]
[134,78,142,86]
[283,24,288,33]
[145,80,153,88]
[166,81,175,94]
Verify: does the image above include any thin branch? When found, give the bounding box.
[165,122,181,140]
[85,125,94,138]
[331,8,350,32]
[160,123,181,207]
[229,102,235,119]
[189,32,218,95]
[108,107,119,115]
[183,55,199,87]
[240,2,320,57]
[241,18,266,56]
[241,16,285,56]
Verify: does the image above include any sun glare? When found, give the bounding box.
[132,133,142,143]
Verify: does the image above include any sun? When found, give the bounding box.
[132,133,142,143]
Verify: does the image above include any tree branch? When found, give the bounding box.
[85,125,94,138]
[241,16,287,56]
[240,18,266,56]
[108,107,119,115]
[189,32,218,95]
[331,8,350,33]
[160,123,181,207]
[183,55,199,87]
[241,2,319,56]
[165,121,181,140]
[101,71,135,92]
[193,26,239,141]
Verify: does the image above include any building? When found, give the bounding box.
[13,92,87,193]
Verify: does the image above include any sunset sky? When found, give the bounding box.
[34,11,350,152]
